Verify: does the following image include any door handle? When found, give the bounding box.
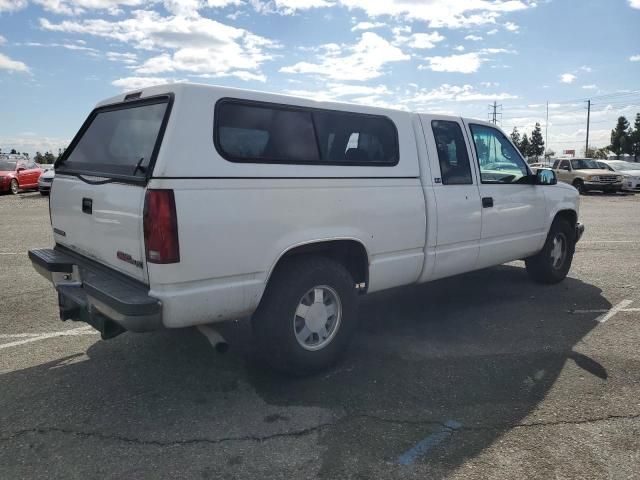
[82,197,93,214]
[482,197,494,208]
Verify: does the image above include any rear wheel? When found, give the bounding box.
[252,256,358,376]
[525,218,575,284]
[10,179,19,195]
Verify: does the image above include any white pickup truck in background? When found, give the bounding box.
[29,84,584,375]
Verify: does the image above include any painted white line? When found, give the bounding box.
[571,309,609,314]
[0,252,25,255]
[0,326,97,350]
[596,299,633,324]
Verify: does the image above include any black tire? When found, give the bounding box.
[10,179,19,195]
[525,218,575,284]
[39,191,49,196]
[252,256,358,376]
[572,179,585,195]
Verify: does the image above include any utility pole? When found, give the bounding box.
[585,99,591,157]
[544,101,549,161]
[488,101,502,125]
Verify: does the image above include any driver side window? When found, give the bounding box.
[469,124,529,184]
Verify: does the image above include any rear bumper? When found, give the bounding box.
[28,246,162,338]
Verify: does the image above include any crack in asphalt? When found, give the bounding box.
[2,412,639,447]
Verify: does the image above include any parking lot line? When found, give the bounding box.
[596,300,633,324]
[0,326,97,350]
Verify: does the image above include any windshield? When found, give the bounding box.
[571,159,600,170]
[58,98,170,178]
[0,160,17,171]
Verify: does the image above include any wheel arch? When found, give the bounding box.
[266,238,370,294]
[554,209,577,228]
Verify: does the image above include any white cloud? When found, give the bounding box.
[111,76,183,91]
[0,134,69,158]
[629,0,640,8]
[407,32,445,49]
[464,34,482,41]
[630,54,640,62]
[487,28,498,35]
[0,35,6,45]
[560,73,576,83]
[0,52,29,73]
[335,0,535,29]
[253,0,334,15]
[0,0,28,12]
[421,52,483,73]
[582,84,597,90]
[32,0,147,16]
[453,45,465,51]
[106,51,137,64]
[351,21,385,31]
[504,21,519,32]
[22,41,99,55]
[280,32,409,81]
[579,65,592,72]
[40,10,278,79]
[403,84,517,106]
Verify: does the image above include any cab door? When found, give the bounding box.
[420,115,482,280]
[464,121,547,268]
[556,159,572,184]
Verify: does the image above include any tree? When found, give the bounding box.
[529,122,544,160]
[510,127,521,148]
[10,148,17,155]
[544,149,555,159]
[56,147,66,162]
[519,133,531,158]
[43,151,56,164]
[610,116,631,158]
[631,112,640,162]
[34,152,44,163]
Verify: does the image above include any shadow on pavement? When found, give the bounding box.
[0,264,611,478]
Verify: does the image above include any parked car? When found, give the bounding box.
[0,157,43,194]
[29,84,584,375]
[552,158,623,194]
[596,160,640,192]
[38,168,55,195]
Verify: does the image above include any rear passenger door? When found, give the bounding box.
[420,115,481,279]
[465,122,547,268]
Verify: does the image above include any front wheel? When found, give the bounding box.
[10,179,19,195]
[572,179,585,195]
[252,256,358,376]
[525,218,575,284]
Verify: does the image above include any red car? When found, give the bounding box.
[0,158,43,195]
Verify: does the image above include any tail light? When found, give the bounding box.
[143,189,180,264]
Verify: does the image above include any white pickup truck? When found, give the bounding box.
[29,83,584,374]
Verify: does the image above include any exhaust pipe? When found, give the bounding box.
[197,325,229,353]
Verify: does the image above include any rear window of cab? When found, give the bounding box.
[214,98,399,166]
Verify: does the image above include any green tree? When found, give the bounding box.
[510,127,521,147]
[519,133,530,158]
[630,112,640,162]
[10,148,17,154]
[529,122,544,159]
[56,147,66,162]
[610,116,631,158]
[544,149,555,159]
[34,151,44,163]
[42,151,56,164]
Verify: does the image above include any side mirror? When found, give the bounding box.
[535,168,557,185]
[16,167,25,172]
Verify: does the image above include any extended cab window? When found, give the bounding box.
[431,120,472,185]
[470,124,529,184]
[57,96,171,179]
[215,99,398,165]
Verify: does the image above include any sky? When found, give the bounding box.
[0,0,639,157]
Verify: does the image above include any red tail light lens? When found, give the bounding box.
[143,189,180,264]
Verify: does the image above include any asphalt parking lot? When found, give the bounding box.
[1,191,639,479]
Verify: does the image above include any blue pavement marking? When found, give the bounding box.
[397,420,462,465]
